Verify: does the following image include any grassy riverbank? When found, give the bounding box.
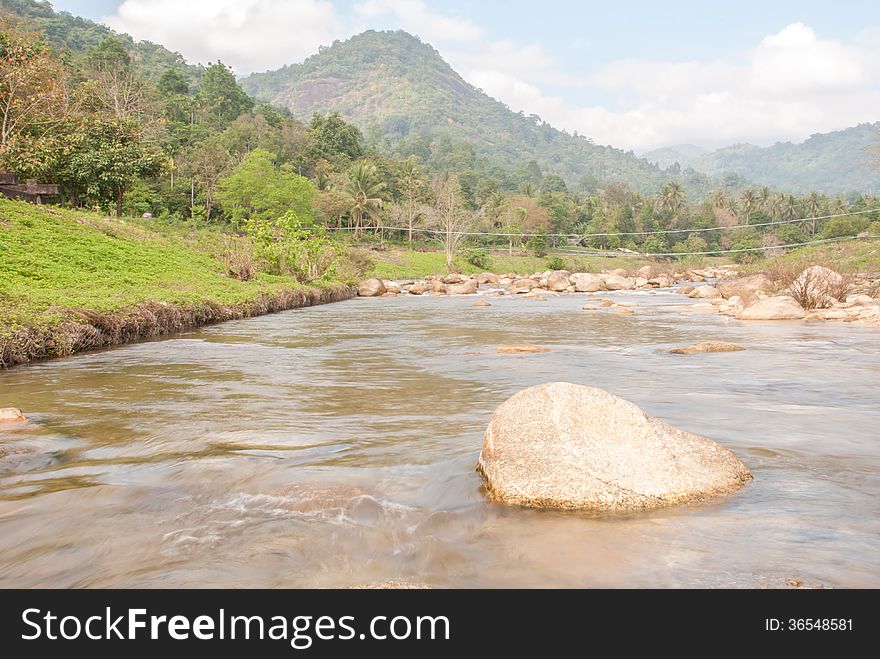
[0,199,352,367]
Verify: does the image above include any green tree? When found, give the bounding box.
[218,148,315,226]
[397,156,426,243]
[180,137,233,221]
[245,210,339,282]
[198,61,254,125]
[660,181,685,225]
[339,160,386,235]
[305,113,363,173]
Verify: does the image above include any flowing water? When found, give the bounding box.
[1,291,879,588]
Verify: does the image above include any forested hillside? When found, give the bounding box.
[645,124,880,196]
[242,30,732,197]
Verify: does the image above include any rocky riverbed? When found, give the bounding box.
[358,264,880,327]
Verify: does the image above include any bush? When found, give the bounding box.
[526,235,548,257]
[222,235,256,282]
[868,221,880,236]
[546,256,566,271]
[820,216,871,239]
[731,232,764,264]
[336,248,374,283]
[466,248,492,270]
[245,211,340,283]
[775,224,806,245]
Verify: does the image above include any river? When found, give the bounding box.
[1,291,878,588]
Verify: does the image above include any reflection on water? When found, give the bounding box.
[1,292,879,588]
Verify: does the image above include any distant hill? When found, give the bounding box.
[646,125,880,196]
[242,30,710,195]
[642,144,709,170]
[0,0,202,84]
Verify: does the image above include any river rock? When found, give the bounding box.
[842,294,875,307]
[446,279,479,295]
[612,308,634,315]
[582,305,600,311]
[634,277,649,288]
[431,280,447,294]
[649,274,675,288]
[570,273,604,293]
[442,273,466,285]
[599,300,614,308]
[637,265,654,279]
[737,296,806,320]
[611,268,629,278]
[383,281,402,294]
[408,282,428,295]
[717,274,771,305]
[473,300,492,308]
[357,279,386,297]
[476,272,501,286]
[545,270,572,292]
[507,279,538,295]
[496,345,549,355]
[0,408,26,425]
[477,383,751,511]
[790,266,846,307]
[603,275,634,291]
[499,278,514,287]
[688,286,723,299]
[670,341,746,355]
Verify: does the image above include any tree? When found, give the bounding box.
[397,156,426,243]
[180,137,233,221]
[305,113,363,173]
[55,115,164,216]
[198,61,253,126]
[339,160,385,235]
[660,181,685,224]
[217,148,315,226]
[0,17,68,154]
[428,172,480,271]
[85,37,148,120]
[806,191,823,235]
[739,189,757,225]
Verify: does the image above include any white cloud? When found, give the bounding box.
[465,22,880,151]
[103,0,343,75]
[353,0,483,43]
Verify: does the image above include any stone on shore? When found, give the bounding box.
[545,270,572,292]
[408,282,428,295]
[476,383,752,511]
[383,281,402,294]
[442,273,466,285]
[670,341,746,355]
[476,272,501,286]
[446,279,479,295]
[688,286,723,299]
[737,296,807,320]
[790,266,846,307]
[507,279,539,295]
[570,273,604,293]
[0,408,26,425]
[357,279,386,297]
[496,345,549,355]
[717,274,771,305]
[603,275,634,291]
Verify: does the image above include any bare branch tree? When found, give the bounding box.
[427,172,481,271]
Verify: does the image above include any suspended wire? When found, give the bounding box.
[325,207,880,239]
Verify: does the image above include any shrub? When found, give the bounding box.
[820,216,871,239]
[526,234,548,257]
[546,256,566,271]
[466,248,493,270]
[245,211,340,283]
[222,235,256,282]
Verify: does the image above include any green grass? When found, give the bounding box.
[742,238,880,275]
[365,247,727,280]
[0,199,315,331]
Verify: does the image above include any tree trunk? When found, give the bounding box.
[116,186,124,218]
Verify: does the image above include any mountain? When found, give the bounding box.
[242,30,691,195]
[0,0,202,84]
[647,125,880,196]
[642,144,708,170]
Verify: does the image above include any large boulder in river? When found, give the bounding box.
[737,296,806,320]
[545,270,572,292]
[570,273,603,293]
[602,275,635,291]
[408,282,428,295]
[446,279,479,296]
[476,272,500,286]
[477,383,751,511]
[789,266,846,308]
[507,278,539,295]
[357,279,386,297]
[0,408,26,425]
[717,274,771,305]
[442,273,466,285]
[688,286,723,299]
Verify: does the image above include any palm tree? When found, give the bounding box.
[740,189,758,225]
[805,191,823,235]
[660,181,685,225]
[341,161,386,236]
[767,194,784,222]
[710,189,727,210]
[398,157,425,244]
[758,186,772,212]
[782,195,798,222]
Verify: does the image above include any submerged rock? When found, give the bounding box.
[357,279,386,297]
[472,300,492,308]
[0,408,26,425]
[495,345,550,355]
[737,296,806,320]
[670,341,746,355]
[477,383,751,511]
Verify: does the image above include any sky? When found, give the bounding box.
[48,0,880,153]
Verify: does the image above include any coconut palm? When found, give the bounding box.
[805,191,823,235]
[660,181,685,225]
[340,161,386,236]
[740,189,758,225]
[710,189,727,210]
[782,195,798,222]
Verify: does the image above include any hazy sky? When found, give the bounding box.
[49,0,880,152]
